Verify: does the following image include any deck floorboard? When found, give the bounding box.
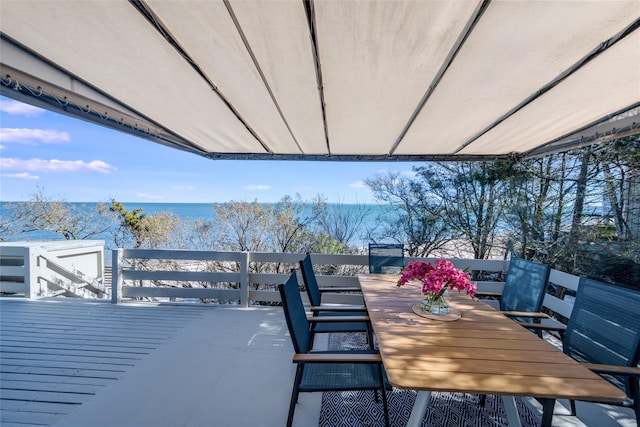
[0,299,208,427]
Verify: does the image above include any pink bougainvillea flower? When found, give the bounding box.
[396,259,476,297]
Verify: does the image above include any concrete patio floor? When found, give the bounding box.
[0,298,321,427]
[56,304,323,427]
[0,298,636,427]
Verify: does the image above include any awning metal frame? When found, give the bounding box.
[1,0,638,162]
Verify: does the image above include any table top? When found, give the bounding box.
[358,274,626,403]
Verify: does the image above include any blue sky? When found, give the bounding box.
[0,96,420,204]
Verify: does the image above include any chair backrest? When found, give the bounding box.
[500,257,550,312]
[565,277,640,396]
[299,253,322,307]
[369,243,404,274]
[279,271,311,354]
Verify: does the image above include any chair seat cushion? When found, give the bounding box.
[298,352,390,392]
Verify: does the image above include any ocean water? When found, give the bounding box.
[108,202,217,219]
[0,201,390,249]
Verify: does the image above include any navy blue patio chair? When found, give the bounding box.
[299,253,373,348]
[279,271,391,427]
[520,277,640,425]
[368,243,405,274]
[476,257,551,324]
[476,257,551,408]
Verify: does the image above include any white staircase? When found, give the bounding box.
[0,241,107,299]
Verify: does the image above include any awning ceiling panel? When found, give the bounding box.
[146,0,322,155]
[229,1,327,154]
[0,1,262,154]
[397,1,640,156]
[314,0,479,156]
[1,0,639,162]
[462,31,640,155]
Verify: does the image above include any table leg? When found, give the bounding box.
[407,391,432,427]
[501,396,522,427]
[540,398,556,427]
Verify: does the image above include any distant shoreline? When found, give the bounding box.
[1,201,389,250]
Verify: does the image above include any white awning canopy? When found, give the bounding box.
[1,0,639,161]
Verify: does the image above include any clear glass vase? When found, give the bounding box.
[421,290,450,315]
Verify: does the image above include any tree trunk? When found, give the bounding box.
[569,147,591,259]
[626,167,640,240]
[552,153,567,242]
[601,160,626,239]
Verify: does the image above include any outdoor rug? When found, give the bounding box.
[319,333,542,427]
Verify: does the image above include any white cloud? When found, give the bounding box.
[0,157,116,173]
[0,128,70,144]
[1,172,40,180]
[0,100,44,117]
[244,184,271,191]
[373,167,417,178]
[349,180,370,190]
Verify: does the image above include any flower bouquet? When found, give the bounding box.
[397,259,476,315]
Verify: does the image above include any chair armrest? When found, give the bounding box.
[310,305,367,313]
[501,311,549,319]
[583,363,640,377]
[308,315,370,323]
[516,321,567,341]
[514,322,567,333]
[475,291,502,298]
[318,286,362,293]
[293,353,382,364]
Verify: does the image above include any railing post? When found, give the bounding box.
[26,247,40,299]
[112,249,123,304]
[240,251,250,308]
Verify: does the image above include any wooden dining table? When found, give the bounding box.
[358,274,626,427]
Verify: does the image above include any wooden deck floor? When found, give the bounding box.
[0,298,209,426]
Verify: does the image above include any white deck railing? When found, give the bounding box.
[111,249,577,320]
[0,244,106,299]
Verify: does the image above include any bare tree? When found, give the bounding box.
[213,199,273,252]
[4,186,112,240]
[268,194,320,254]
[416,162,509,259]
[312,195,373,249]
[593,136,640,240]
[502,154,578,261]
[364,171,450,257]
